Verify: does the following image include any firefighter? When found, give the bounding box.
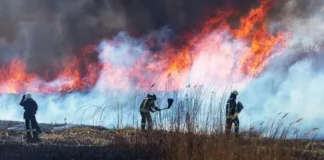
[225,90,244,136]
[139,94,161,131]
[19,92,40,142]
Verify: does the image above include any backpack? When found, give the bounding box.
[236,101,244,113]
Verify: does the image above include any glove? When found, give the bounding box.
[233,113,239,119]
[156,108,161,111]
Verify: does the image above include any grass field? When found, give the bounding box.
[0,126,323,160]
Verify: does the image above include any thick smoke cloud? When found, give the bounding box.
[239,0,324,136]
[0,0,263,76]
[0,0,128,77]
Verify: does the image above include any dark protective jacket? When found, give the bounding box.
[226,97,237,117]
[140,98,159,113]
[20,98,38,119]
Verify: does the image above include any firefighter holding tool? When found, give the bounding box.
[139,94,174,131]
[225,90,244,136]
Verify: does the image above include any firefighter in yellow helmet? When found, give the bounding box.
[139,94,161,131]
[225,90,244,136]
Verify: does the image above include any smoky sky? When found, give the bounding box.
[0,0,308,79]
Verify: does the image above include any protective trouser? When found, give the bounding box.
[25,118,39,138]
[140,111,153,131]
[34,119,42,133]
[226,117,239,135]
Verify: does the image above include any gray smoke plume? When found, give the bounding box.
[0,0,128,77]
[240,0,324,137]
[0,0,263,76]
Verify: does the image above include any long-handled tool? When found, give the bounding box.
[159,98,174,111]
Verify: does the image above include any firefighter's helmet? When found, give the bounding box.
[25,92,32,99]
[147,94,157,100]
[231,90,238,95]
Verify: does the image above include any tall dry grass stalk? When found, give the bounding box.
[66,86,323,160]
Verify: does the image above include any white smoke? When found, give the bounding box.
[239,0,324,137]
[188,30,251,89]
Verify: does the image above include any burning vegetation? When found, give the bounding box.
[0,0,287,93]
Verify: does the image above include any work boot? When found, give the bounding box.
[25,134,32,143]
[37,130,43,135]
[33,132,39,137]
[31,132,41,142]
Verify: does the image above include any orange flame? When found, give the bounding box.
[0,45,101,94]
[0,0,288,94]
[0,60,36,93]
[147,0,287,90]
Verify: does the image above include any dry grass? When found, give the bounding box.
[0,126,323,160]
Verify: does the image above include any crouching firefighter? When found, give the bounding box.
[226,90,244,136]
[19,92,40,142]
[140,94,161,131]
